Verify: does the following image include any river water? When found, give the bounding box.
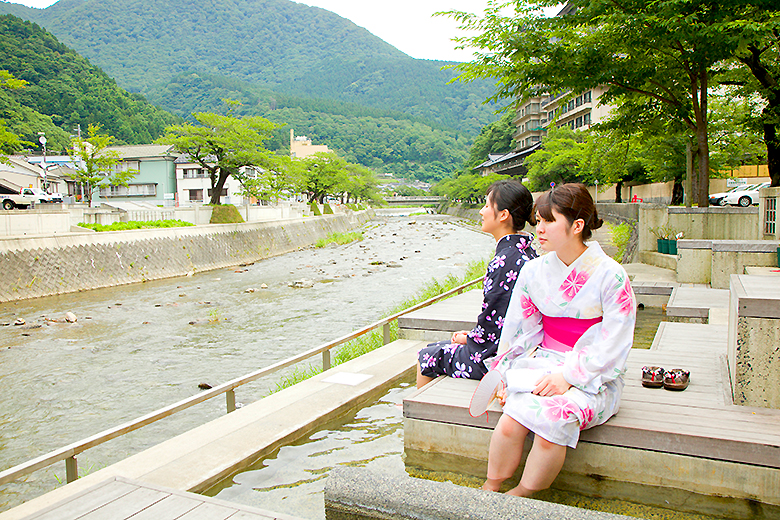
[0,212,495,511]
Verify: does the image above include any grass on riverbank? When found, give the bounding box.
[268,258,488,393]
[77,220,195,232]
[314,231,363,248]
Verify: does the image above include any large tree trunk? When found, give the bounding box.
[209,169,230,205]
[615,180,623,203]
[765,120,780,187]
[695,70,710,208]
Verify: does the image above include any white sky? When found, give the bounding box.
[8,0,492,62]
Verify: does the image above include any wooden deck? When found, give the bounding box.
[18,476,300,520]
[402,281,780,518]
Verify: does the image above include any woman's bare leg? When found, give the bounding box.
[482,414,529,491]
[506,435,566,497]
[416,364,434,388]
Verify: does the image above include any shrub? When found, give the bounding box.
[323,203,334,214]
[77,220,194,232]
[611,222,633,263]
[209,205,244,224]
[309,202,322,216]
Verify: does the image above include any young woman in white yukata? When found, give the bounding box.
[483,183,636,496]
[416,179,538,388]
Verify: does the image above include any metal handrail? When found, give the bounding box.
[0,277,482,487]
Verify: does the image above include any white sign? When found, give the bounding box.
[727,178,748,187]
[163,193,175,200]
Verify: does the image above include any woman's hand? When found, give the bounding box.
[496,383,507,406]
[532,373,572,396]
[451,331,469,344]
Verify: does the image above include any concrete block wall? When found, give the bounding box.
[0,211,372,303]
[0,208,72,237]
[728,274,780,409]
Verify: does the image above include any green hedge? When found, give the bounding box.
[323,203,334,214]
[77,220,194,232]
[309,202,322,216]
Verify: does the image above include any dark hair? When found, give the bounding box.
[485,179,536,232]
[534,183,603,241]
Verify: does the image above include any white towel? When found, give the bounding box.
[505,368,550,393]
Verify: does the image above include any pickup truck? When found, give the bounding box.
[20,187,53,204]
[1,190,37,210]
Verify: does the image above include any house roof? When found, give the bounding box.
[174,153,217,165]
[105,144,176,160]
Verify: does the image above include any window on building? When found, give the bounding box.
[584,91,592,103]
[575,95,583,107]
[188,189,203,202]
[568,100,575,111]
[113,161,139,173]
[208,188,228,197]
[575,116,583,128]
[584,112,591,126]
[531,136,541,143]
[183,168,204,178]
[98,184,157,197]
[529,103,540,113]
[569,120,575,129]
[548,111,555,121]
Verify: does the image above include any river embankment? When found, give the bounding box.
[0,211,372,303]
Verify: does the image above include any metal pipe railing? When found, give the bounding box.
[0,277,481,486]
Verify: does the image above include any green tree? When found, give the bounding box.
[157,111,281,205]
[446,0,746,206]
[524,127,585,192]
[69,124,136,205]
[716,3,780,185]
[297,152,349,203]
[463,112,516,171]
[0,70,28,163]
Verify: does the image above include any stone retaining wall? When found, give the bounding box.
[0,211,372,303]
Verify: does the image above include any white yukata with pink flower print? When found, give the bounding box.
[494,241,636,448]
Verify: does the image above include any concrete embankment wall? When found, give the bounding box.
[0,211,372,303]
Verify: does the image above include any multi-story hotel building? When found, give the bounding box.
[513,86,613,151]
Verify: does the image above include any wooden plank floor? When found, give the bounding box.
[19,476,300,520]
[404,320,780,469]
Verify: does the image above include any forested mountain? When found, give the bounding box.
[146,72,469,181]
[0,0,497,136]
[0,15,180,149]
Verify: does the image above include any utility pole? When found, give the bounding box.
[38,132,47,191]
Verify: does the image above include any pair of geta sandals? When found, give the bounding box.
[641,366,690,390]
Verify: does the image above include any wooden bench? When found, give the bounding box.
[401,291,780,519]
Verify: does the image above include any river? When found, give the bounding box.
[0,212,495,511]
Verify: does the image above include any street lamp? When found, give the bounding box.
[37,132,47,191]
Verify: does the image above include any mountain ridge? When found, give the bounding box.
[0,0,497,135]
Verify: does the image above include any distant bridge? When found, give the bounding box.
[384,196,445,205]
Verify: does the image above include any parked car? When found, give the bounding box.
[709,184,755,206]
[723,182,770,207]
[49,192,63,203]
[1,190,36,210]
[20,187,53,204]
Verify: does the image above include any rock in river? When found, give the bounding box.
[65,312,77,323]
[288,279,315,289]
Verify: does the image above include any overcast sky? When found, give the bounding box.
[7,0,492,62]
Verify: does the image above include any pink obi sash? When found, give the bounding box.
[541,315,603,352]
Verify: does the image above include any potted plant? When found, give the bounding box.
[669,231,684,255]
[650,226,667,254]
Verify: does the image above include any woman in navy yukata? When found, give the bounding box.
[416,179,538,388]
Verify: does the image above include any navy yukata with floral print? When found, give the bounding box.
[418,233,537,380]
